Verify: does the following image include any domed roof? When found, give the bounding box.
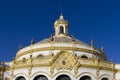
[15,35,106,60]
[36,36,88,45]
[15,14,107,61]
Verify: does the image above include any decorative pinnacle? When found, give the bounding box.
[71,36,75,41]
[50,34,53,41]
[60,14,64,19]
[31,38,34,45]
[90,40,94,46]
[19,44,23,50]
[101,45,104,51]
[110,59,114,62]
[13,57,15,60]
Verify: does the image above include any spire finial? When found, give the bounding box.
[101,45,104,51]
[19,44,23,50]
[31,38,35,45]
[60,4,63,16]
[60,4,64,19]
[90,40,94,51]
[50,34,53,41]
[90,40,94,46]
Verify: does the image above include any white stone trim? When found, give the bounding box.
[30,71,50,80]
[13,73,28,80]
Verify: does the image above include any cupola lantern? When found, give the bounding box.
[54,14,69,37]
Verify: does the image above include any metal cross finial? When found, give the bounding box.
[60,4,63,16]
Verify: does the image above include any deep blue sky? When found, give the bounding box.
[0,0,120,63]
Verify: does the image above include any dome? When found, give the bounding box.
[4,14,116,80]
[15,15,107,61]
[15,36,106,61]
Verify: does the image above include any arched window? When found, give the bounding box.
[79,75,91,80]
[56,75,71,80]
[15,76,26,80]
[59,26,64,34]
[81,55,88,59]
[37,54,44,58]
[33,75,48,80]
[101,77,109,80]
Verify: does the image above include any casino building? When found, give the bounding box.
[0,14,120,80]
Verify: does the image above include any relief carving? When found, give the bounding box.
[52,51,77,71]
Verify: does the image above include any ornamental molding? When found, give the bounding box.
[16,47,106,60]
[50,51,78,74]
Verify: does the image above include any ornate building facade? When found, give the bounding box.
[1,15,120,80]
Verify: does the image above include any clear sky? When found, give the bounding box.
[0,0,120,63]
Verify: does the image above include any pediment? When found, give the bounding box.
[51,51,78,71]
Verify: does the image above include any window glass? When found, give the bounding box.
[56,75,71,80]
[101,78,109,80]
[79,76,91,80]
[15,76,26,80]
[33,75,48,80]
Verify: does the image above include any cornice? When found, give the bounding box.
[16,47,106,60]
[9,58,114,72]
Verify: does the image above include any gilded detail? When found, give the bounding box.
[16,47,107,60]
[51,51,77,71]
[1,14,118,80]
